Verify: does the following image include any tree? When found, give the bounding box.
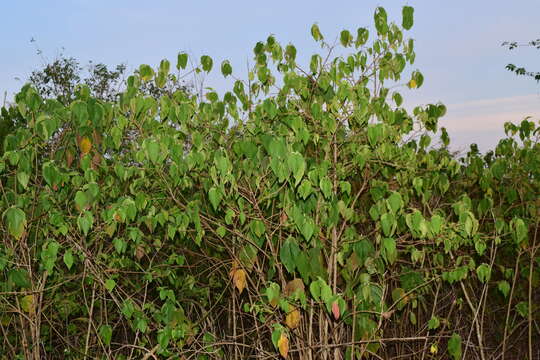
[502,38,540,81]
[28,53,190,103]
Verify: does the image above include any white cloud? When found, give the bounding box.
[441,94,540,132]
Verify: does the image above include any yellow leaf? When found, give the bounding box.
[285,307,301,329]
[408,79,417,89]
[20,294,34,315]
[79,137,92,155]
[233,269,247,294]
[430,343,438,354]
[277,332,289,359]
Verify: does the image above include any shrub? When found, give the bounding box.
[1,6,539,359]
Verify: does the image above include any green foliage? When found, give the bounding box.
[0,6,539,360]
[502,38,540,81]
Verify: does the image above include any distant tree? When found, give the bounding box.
[1,49,191,150]
[502,38,540,81]
[28,54,190,103]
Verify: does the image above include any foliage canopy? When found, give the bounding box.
[1,6,539,360]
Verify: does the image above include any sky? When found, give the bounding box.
[1,0,539,152]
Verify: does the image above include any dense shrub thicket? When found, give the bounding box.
[1,6,539,360]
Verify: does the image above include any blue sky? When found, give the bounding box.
[1,1,539,151]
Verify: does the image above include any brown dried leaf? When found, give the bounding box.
[233,269,247,294]
[66,149,74,167]
[277,332,289,359]
[91,153,101,169]
[285,307,301,329]
[284,278,305,297]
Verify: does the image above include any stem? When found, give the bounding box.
[528,223,538,360]
[502,250,522,359]
[84,282,97,359]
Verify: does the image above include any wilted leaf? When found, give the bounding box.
[285,307,301,329]
[277,332,289,358]
[233,268,247,294]
[79,137,92,155]
[20,294,34,315]
[284,278,305,297]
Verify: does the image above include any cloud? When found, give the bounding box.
[440,94,540,132]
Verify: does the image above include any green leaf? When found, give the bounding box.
[74,191,88,212]
[428,316,440,330]
[356,28,369,46]
[8,268,30,289]
[354,240,374,266]
[374,7,388,35]
[113,238,126,254]
[380,213,395,237]
[105,279,116,291]
[513,218,528,245]
[201,55,213,72]
[221,60,232,77]
[287,152,306,186]
[280,237,300,274]
[271,328,282,349]
[139,64,154,82]
[516,301,528,318]
[99,324,112,346]
[299,218,315,242]
[382,238,397,264]
[77,211,94,236]
[41,241,60,273]
[309,280,321,301]
[409,312,417,325]
[3,207,27,240]
[298,180,313,200]
[146,141,160,164]
[42,162,60,187]
[386,192,403,213]
[497,281,510,298]
[265,282,280,306]
[319,177,333,199]
[430,215,444,235]
[177,52,188,70]
[402,6,414,30]
[159,59,170,74]
[63,250,74,270]
[340,30,352,47]
[311,23,323,41]
[476,263,491,283]
[208,187,223,211]
[249,219,266,238]
[447,333,462,360]
[285,44,297,64]
[17,171,29,189]
[239,244,258,271]
[367,124,383,146]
